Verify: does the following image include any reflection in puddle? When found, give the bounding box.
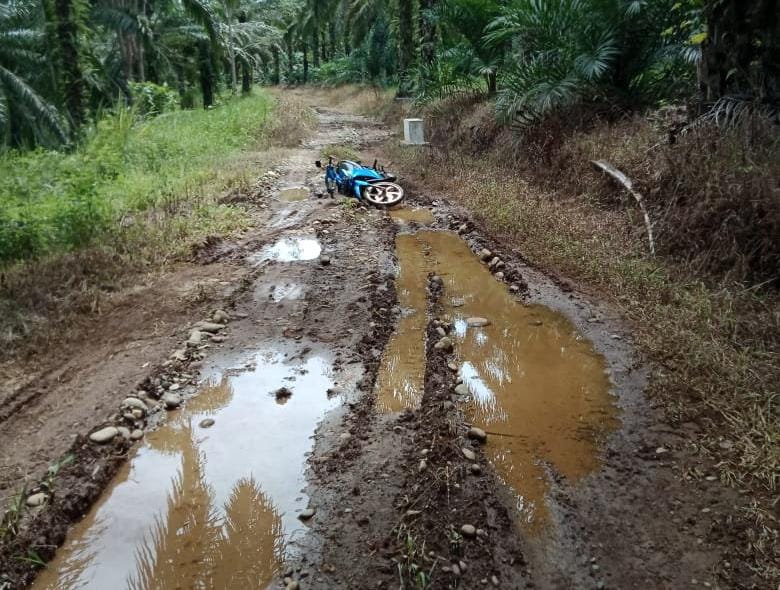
[257,237,321,262]
[375,234,430,412]
[279,187,310,202]
[383,230,618,531]
[389,207,434,224]
[33,350,338,590]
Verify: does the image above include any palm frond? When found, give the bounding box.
[0,64,69,143]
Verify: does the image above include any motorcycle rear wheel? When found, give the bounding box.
[363,182,405,207]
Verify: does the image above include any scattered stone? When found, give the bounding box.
[130,429,144,440]
[491,575,500,586]
[123,397,148,413]
[460,524,476,538]
[434,337,454,352]
[273,387,293,401]
[478,248,492,261]
[285,582,300,590]
[509,285,520,293]
[488,257,500,268]
[170,348,188,361]
[451,563,461,576]
[117,426,131,439]
[169,383,181,392]
[340,432,352,443]
[162,392,182,409]
[436,327,447,337]
[447,362,458,371]
[211,335,226,343]
[320,255,331,265]
[494,271,504,280]
[199,418,215,429]
[454,384,469,396]
[419,459,427,472]
[468,427,487,443]
[131,409,144,420]
[195,321,225,334]
[298,508,316,520]
[90,426,119,444]
[26,492,47,507]
[187,330,204,347]
[466,317,490,328]
[655,447,669,455]
[462,447,476,461]
[212,309,230,323]
[470,463,482,475]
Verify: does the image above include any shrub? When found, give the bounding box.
[129,82,179,117]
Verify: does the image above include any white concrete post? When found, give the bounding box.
[403,118,426,145]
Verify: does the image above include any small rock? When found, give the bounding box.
[447,362,458,371]
[494,271,504,280]
[655,447,668,454]
[466,317,490,328]
[187,330,203,347]
[298,508,316,520]
[130,429,144,440]
[123,397,148,413]
[199,418,215,429]
[451,563,461,576]
[162,392,182,409]
[434,337,454,352]
[117,426,131,439]
[419,459,427,472]
[285,582,300,590]
[170,348,188,361]
[131,409,144,420]
[467,427,487,443]
[509,285,520,293]
[462,447,476,461]
[320,255,331,265]
[458,224,468,233]
[491,575,499,586]
[470,463,482,475]
[90,426,119,444]
[169,383,181,392]
[478,248,492,261]
[454,384,469,396]
[196,321,225,334]
[26,492,47,507]
[460,524,476,538]
[212,309,230,323]
[436,327,447,337]
[488,257,500,268]
[340,432,352,443]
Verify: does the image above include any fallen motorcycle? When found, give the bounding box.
[315,156,405,207]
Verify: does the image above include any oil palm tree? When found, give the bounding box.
[0,0,69,146]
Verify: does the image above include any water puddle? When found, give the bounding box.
[33,347,339,590]
[278,187,310,202]
[389,207,434,224]
[375,234,431,412]
[254,237,321,263]
[271,282,305,302]
[381,230,619,531]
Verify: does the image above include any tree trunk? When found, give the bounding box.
[329,20,337,59]
[397,0,414,96]
[344,19,351,55]
[487,71,497,96]
[272,46,281,84]
[312,29,320,68]
[286,33,295,81]
[419,0,436,67]
[53,0,85,129]
[303,43,309,83]
[241,61,252,94]
[198,39,214,108]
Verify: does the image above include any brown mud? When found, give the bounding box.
[0,96,763,590]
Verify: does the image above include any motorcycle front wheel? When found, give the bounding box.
[362,182,405,207]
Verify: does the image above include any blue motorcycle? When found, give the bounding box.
[315,157,405,207]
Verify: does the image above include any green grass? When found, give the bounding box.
[0,93,273,264]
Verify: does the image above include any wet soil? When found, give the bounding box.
[0,97,763,590]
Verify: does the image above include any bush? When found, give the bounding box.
[129,82,179,117]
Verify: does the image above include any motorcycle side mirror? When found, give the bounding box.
[315,160,322,168]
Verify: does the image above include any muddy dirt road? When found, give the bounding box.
[1,99,755,590]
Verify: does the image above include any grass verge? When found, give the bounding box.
[0,90,316,358]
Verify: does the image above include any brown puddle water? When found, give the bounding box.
[375,234,431,412]
[380,230,619,531]
[278,187,310,202]
[388,206,434,224]
[33,348,339,590]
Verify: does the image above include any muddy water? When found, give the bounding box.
[375,234,431,412]
[33,348,339,590]
[383,230,618,530]
[278,187,310,202]
[258,236,321,262]
[388,206,434,224]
